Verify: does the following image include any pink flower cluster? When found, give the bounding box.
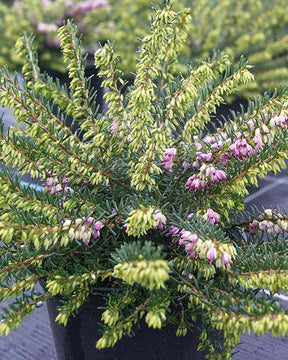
[44,175,74,196]
[162,148,177,170]
[205,166,227,182]
[226,138,254,161]
[168,226,231,266]
[202,135,224,150]
[64,217,103,246]
[204,245,231,266]
[178,229,198,259]
[249,209,288,235]
[186,165,227,192]
[206,246,231,266]
[203,209,220,224]
[37,22,58,35]
[192,151,213,167]
[66,0,108,17]
[270,114,288,129]
[247,114,288,152]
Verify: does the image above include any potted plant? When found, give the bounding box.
[1,2,288,359]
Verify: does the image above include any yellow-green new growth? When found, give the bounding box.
[125,206,156,237]
[113,258,170,290]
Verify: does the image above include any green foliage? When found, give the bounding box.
[1,2,288,359]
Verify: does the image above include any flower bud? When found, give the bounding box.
[207,247,217,262]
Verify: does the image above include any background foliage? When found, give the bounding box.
[0,0,287,97]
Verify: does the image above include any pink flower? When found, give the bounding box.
[274,224,281,234]
[189,251,196,259]
[48,187,56,195]
[253,129,263,151]
[183,161,190,169]
[110,120,120,134]
[94,221,103,231]
[205,167,227,182]
[75,218,83,226]
[169,226,179,236]
[45,178,53,187]
[193,151,213,167]
[162,148,177,171]
[64,186,74,194]
[42,0,52,5]
[204,209,220,224]
[55,184,62,193]
[164,148,177,159]
[221,154,229,167]
[249,220,258,234]
[37,22,57,34]
[154,210,167,230]
[70,0,108,16]
[185,242,195,253]
[215,169,227,181]
[207,247,217,262]
[93,230,100,240]
[247,119,255,130]
[163,161,174,170]
[222,252,231,266]
[203,135,215,144]
[68,228,74,238]
[193,136,202,150]
[37,22,49,34]
[203,209,220,224]
[70,218,104,244]
[179,230,198,243]
[178,238,186,247]
[44,174,74,199]
[197,151,213,162]
[82,232,90,246]
[264,209,273,217]
[259,220,267,231]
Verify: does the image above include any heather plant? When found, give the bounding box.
[1,2,288,359]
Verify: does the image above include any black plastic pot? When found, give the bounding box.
[47,288,208,360]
